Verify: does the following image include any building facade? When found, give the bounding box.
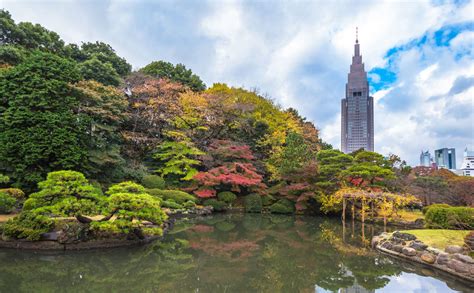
[461,148,474,177]
[341,31,374,153]
[419,150,432,167]
[434,148,456,169]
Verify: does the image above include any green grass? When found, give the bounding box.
[399,229,470,250]
[396,210,424,222]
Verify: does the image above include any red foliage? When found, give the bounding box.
[208,140,255,161]
[194,188,217,198]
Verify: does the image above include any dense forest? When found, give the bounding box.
[0,10,472,240]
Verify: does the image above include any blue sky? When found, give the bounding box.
[3,0,473,166]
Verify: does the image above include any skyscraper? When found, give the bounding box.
[419,150,433,167]
[341,29,374,153]
[460,148,474,177]
[434,148,456,169]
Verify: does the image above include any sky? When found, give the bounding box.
[2,0,473,166]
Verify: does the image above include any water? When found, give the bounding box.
[0,213,472,292]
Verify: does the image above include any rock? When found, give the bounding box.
[381,241,393,250]
[445,245,464,254]
[453,253,474,264]
[436,252,450,265]
[402,247,417,256]
[40,231,59,241]
[464,231,474,250]
[421,253,436,264]
[409,241,428,251]
[392,245,404,253]
[371,236,382,248]
[393,231,417,241]
[390,237,406,245]
[447,259,470,274]
[426,247,441,255]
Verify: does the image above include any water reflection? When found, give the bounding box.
[0,214,472,292]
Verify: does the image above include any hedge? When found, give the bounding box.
[161,200,183,209]
[147,189,197,204]
[217,191,237,204]
[244,194,262,213]
[269,199,294,214]
[0,188,25,200]
[0,192,16,214]
[422,203,450,215]
[425,206,473,229]
[203,199,227,212]
[141,175,166,189]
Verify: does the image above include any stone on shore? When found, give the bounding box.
[447,259,470,274]
[392,231,417,241]
[453,253,474,264]
[420,253,436,264]
[409,240,428,251]
[445,245,464,254]
[402,247,417,256]
[436,252,450,265]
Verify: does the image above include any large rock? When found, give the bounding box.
[371,236,383,248]
[453,253,474,264]
[392,231,417,241]
[420,253,436,264]
[409,240,428,251]
[392,245,404,253]
[402,247,417,256]
[447,259,470,274]
[445,245,464,254]
[436,252,450,265]
[381,241,393,250]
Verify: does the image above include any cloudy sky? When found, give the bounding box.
[3,0,473,166]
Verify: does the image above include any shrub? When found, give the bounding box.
[244,194,262,213]
[161,200,183,209]
[270,199,295,214]
[422,203,451,215]
[141,175,166,189]
[183,200,196,209]
[262,194,275,206]
[217,191,237,204]
[2,211,54,240]
[147,189,197,204]
[0,192,16,214]
[425,206,474,229]
[0,188,25,200]
[203,199,227,212]
[107,181,146,195]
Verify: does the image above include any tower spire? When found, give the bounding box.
[356,27,358,44]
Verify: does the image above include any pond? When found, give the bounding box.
[0,213,472,292]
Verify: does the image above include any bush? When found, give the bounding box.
[217,191,237,204]
[0,192,16,214]
[183,200,196,209]
[422,203,451,215]
[0,188,25,200]
[425,206,474,229]
[262,194,275,206]
[161,200,183,209]
[244,194,262,213]
[270,199,295,214]
[2,211,54,240]
[141,175,166,189]
[107,181,146,195]
[147,189,197,204]
[203,199,227,212]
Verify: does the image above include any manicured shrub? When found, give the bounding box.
[244,194,262,213]
[147,189,197,204]
[203,199,227,212]
[0,192,16,214]
[0,188,25,200]
[261,194,275,206]
[107,181,146,195]
[425,206,474,229]
[422,203,450,215]
[217,191,237,204]
[2,211,54,240]
[270,199,295,214]
[161,200,183,209]
[183,200,196,209]
[141,175,166,189]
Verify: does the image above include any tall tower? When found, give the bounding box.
[341,28,374,153]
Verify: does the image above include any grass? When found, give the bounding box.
[399,229,470,250]
[395,210,424,222]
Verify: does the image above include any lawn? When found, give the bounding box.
[395,210,424,222]
[399,229,470,250]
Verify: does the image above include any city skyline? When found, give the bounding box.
[3,0,472,165]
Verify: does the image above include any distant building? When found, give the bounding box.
[461,148,474,177]
[434,148,456,170]
[341,28,374,153]
[419,150,432,167]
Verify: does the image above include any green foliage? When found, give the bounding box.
[244,194,262,213]
[2,211,54,240]
[275,131,314,179]
[146,189,197,204]
[0,174,9,184]
[107,181,146,195]
[422,203,451,215]
[217,191,237,204]
[341,151,395,188]
[140,60,206,91]
[152,141,204,181]
[0,192,16,214]
[183,200,196,209]
[79,42,131,76]
[0,51,86,189]
[424,206,473,229]
[203,199,227,212]
[161,200,183,209]
[0,44,27,65]
[0,188,25,199]
[269,199,295,214]
[79,56,121,86]
[261,194,275,206]
[316,150,353,192]
[141,175,166,189]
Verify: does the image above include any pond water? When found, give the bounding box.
[0,213,472,292]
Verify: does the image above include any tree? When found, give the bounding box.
[79,41,131,76]
[273,131,315,180]
[78,56,121,86]
[140,60,206,91]
[152,141,205,181]
[316,150,353,193]
[0,51,87,189]
[341,151,395,189]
